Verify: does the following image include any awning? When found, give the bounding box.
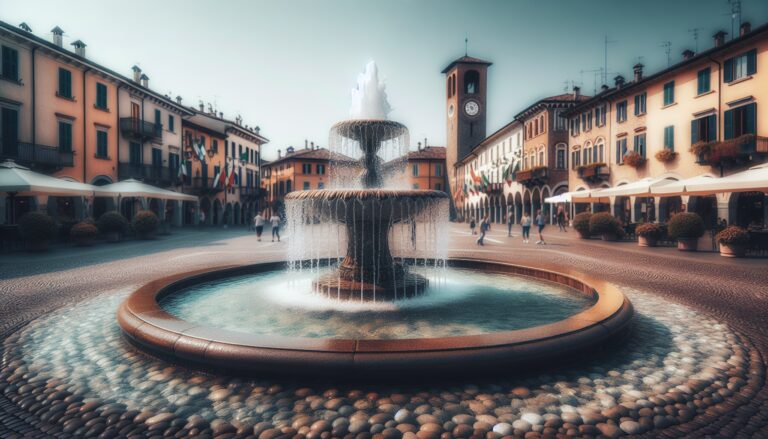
[544,191,581,203]
[94,179,198,202]
[591,177,677,198]
[571,188,610,203]
[650,174,717,196]
[679,163,768,195]
[0,160,96,197]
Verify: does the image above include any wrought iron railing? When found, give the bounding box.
[119,118,162,142]
[1,141,73,167]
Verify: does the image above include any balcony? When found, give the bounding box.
[0,141,73,168]
[120,118,162,142]
[693,134,768,166]
[577,163,610,183]
[240,186,266,199]
[515,166,548,188]
[119,163,175,186]
[187,177,223,194]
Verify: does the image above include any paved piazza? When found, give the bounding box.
[1,225,767,438]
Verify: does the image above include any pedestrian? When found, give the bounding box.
[521,211,531,243]
[507,212,514,237]
[254,212,265,241]
[469,217,477,235]
[535,209,547,245]
[476,215,489,246]
[270,212,281,242]
[199,210,206,226]
[557,205,566,232]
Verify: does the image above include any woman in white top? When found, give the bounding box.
[270,214,281,242]
[253,213,265,241]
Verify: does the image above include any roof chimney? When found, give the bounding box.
[18,22,32,32]
[614,75,625,88]
[175,95,183,104]
[682,49,695,60]
[424,137,428,148]
[198,101,204,112]
[417,141,422,150]
[713,31,727,47]
[740,22,751,37]
[277,149,282,158]
[71,40,86,57]
[51,26,64,47]
[310,141,315,150]
[305,139,309,149]
[140,73,149,88]
[220,112,224,118]
[572,86,580,99]
[255,126,260,135]
[131,65,142,82]
[601,84,609,92]
[633,63,644,82]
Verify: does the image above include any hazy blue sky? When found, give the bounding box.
[1,0,767,159]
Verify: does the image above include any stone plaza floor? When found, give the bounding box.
[0,223,767,438]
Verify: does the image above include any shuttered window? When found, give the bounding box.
[663,82,675,106]
[724,103,757,139]
[664,126,675,151]
[1,46,19,81]
[697,68,711,95]
[58,68,72,98]
[96,130,108,157]
[58,121,72,152]
[95,83,108,109]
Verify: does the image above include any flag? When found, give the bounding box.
[227,164,236,188]
[196,139,206,162]
[239,152,249,163]
[212,165,222,188]
[462,183,468,196]
[469,167,481,184]
[178,156,187,177]
[481,172,490,191]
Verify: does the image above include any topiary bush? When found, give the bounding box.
[636,222,663,239]
[573,212,592,238]
[97,211,129,235]
[70,221,98,246]
[18,212,58,250]
[716,226,750,246]
[589,212,624,237]
[132,210,159,239]
[667,212,705,240]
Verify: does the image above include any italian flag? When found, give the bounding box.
[227,165,236,188]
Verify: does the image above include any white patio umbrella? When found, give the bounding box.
[590,177,676,198]
[570,187,610,203]
[679,163,768,195]
[544,191,580,203]
[94,179,197,202]
[650,174,717,196]
[0,160,96,197]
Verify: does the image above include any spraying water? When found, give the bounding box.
[349,61,391,120]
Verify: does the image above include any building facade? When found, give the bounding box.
[404,145,447,191]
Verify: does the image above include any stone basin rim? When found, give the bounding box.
[116,259,634,375]
[284,189,449,201]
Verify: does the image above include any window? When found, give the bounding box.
[435,183,442,191]
[663,81,675,106]
[633,133,646,158]
[664,126,675,151]
[538,150,545,165]
[58,121,72,152]
[412,164,419,176]
[95,83,108,109]
[152,148,162,167]
[616,101,627,122]
[58,68,72,98]
[169,153,179,176]
[303,181,310,190]
[555,147,566,170]
[211,139,217,153]
[1,46,19,81]
[412,183,420,189]
[724,49,757,82]
[286,180,292,193]
[615,138,628,164]
[1,108,19,156]
[464,70,479,94]
[582,146,590,166]
[595,105,606,127]
[168,115,175,132]
[317,164,325,175]
[96,130,108,158]
[596,142,604,163]
[318,182,325,189]
[571,150,580,169]
[302,163,312,174]
[129,142,141,165]
[634,93,646,115]
[697,68,711,94]
[724,103,756,139]
[691,115,717,144]
[154,109,161,127]
[570,117,580,136]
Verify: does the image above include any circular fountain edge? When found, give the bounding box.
[116,259,634,377]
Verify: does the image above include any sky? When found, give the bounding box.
[1,0,767,160]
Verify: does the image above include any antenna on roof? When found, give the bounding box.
[603,35,617,85]
[464,36,468,56]
[660,41,672,67]
[688,28,700,52]
[728,0,742,40]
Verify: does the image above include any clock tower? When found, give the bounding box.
[442,55,492,204]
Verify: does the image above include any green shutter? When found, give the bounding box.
[724,109,734,140]
[745,103,756,135]
[746,49,757,75]
[707,115,717,142]
[691,120,699,144]
[724,58,734,82]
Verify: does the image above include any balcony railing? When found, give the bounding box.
[240,186,267,198]
[187,177,223,194]
[693,134,768,166]
[119,163,175,186]
[119,118,162,142]
[577,163,610,183]
[515,166,548,187]
[0,141,73,167]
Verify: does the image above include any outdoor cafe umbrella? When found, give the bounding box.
[674,163,768,195]
[544,190,580,203]
[570,187,610,203]
[650,174,717,196]
[589,177,676,198]
[94,179,197,202]
[0,159,96,197]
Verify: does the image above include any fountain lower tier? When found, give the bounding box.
[285,189,448,300]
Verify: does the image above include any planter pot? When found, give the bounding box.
[26,241,50,252]
[105,232,122,243]
[601,233,619,242]
[638,236,657,247]
[719,243,746,258]
[677,238,699,251]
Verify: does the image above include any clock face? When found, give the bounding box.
[448,104,455,118]
[464,100,480,117]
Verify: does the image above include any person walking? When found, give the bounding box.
[507,212,514,237]
[253,212,265,241]
[199,210,206,226]
[521,211,531,243]
[270,213,281,242]
[557,205,566,232]
[535,209,547,245]
[476,215,489,246]
[469,217,477,235]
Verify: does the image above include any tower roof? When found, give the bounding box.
[441,55,492,74]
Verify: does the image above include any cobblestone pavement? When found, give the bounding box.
[0,224,767,438]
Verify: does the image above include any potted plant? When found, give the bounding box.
[18,212,58,252]
[715,226,750,257]
[667,212,705,251]
[70,221,99,247]
[132,210,160,240]
[655,149,678,164]
[636,222,663,247]
[623,151,647,168]
[589,212,624,241]
[97,211,129,242]
[573,212,592,239]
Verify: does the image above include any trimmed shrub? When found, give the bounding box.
[636,222,663,240]
[132,210,159,238]
[573,212,592,238]
[589,212,624,236]
[716,226,750,246]
[667,212,705,240]
[18,212,58,246]
[97,211,129,235]
[70,221,98,246]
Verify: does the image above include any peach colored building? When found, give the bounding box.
[181,116,228,226]
[565,22,768,231]
[404,146,447,192]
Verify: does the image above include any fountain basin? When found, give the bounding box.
[117,259,633,377]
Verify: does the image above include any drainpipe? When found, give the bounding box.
[82,68,91,182]
[708,56,724,177]
[116,84,122,180]
[31,47,37,147]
